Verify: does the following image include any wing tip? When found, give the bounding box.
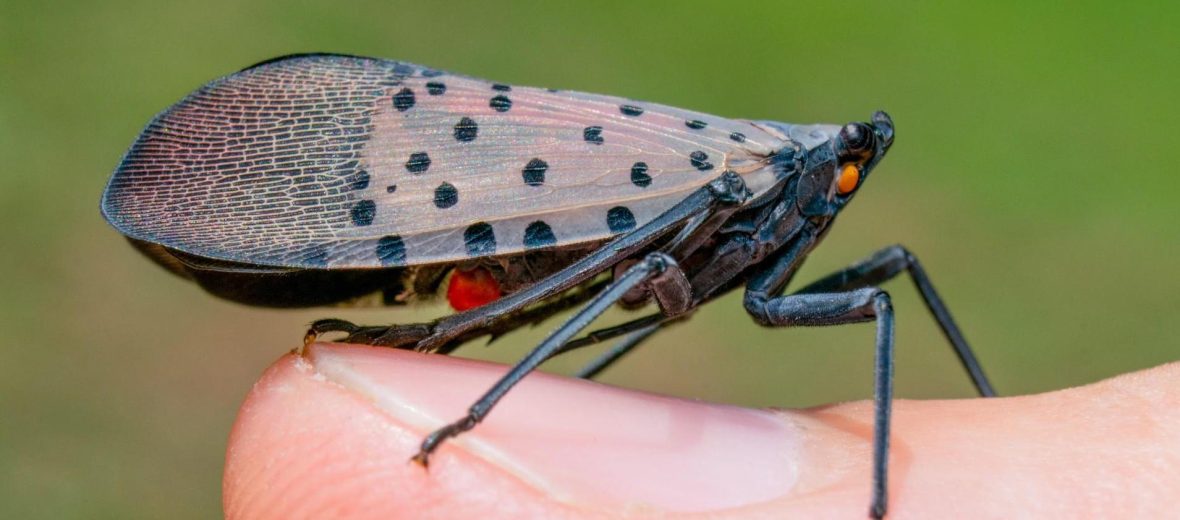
[100,52,395,270]
[101,124,158,238]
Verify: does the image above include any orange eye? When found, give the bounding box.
[837,164,860,195]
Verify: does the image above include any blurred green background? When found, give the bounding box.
[2,1,1177,517]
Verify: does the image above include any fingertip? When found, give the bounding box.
[223,344,816,518]
[224,351,1180,519]
[223,349,557,519]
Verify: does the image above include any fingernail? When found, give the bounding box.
[305,344,803,513]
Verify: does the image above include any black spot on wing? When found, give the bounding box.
[351,200,376,226]
[630,162,651,188]
[463,222,496,257]
[619,104,644,116]
[406,152,431,173]
[434,182,458,208]
[729,131,746,143]
[421,69,445,78]
[349,170,370,190]
[376,235,407,266]
[522,158,547,186]
[454,117,478,142]
[386,184,397,193]
[491,83,511,92]
[393,88,416,112]
[490,95,512,112]
[523,221,557,249]
[392,63,415,78]
[426,82,446,95]
[606,206,636,233]
[690,151,713,171]
[686,119,707,129]
[583,126,603,145]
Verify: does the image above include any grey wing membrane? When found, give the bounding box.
[102,54,783,269]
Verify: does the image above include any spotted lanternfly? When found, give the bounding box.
[101,53,996,519]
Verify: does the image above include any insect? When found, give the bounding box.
[101,53,995,518]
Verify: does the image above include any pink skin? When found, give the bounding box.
[225,345,1179,519]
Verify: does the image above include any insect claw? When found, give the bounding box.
[409,451,431,468]
[298,329,318,356]
[300,318,365,353]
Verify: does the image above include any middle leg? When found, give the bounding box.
[793,245,995,397]
[411,252,691,465]
[744,287,896,520]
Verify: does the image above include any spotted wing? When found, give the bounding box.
[102,54,788,268]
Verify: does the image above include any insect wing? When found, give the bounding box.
[102,55,786,268]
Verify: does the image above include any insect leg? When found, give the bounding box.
[744,286,895,520]
[309,276,613,355]
[555,312,666,356]
[309,171,749,351]
[792,245,995,397]
[568,259,695,378]
[415,172,747,352]
[412,253,686,466]
[573,323,661,379]
[305,319,430,349]
[439,276,612,355]
[305,318,359,345]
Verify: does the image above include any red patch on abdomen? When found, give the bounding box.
[447,266,502,311]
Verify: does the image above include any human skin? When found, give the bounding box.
[223,345,1179,519]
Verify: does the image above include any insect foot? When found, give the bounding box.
[411,415,479,468]
[304,319,434,351]
[411,252,684,466]
[302,319,361,354]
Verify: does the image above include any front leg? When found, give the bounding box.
[412,253,688,465]
[745,286,895,520]
[794,245,995,397]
